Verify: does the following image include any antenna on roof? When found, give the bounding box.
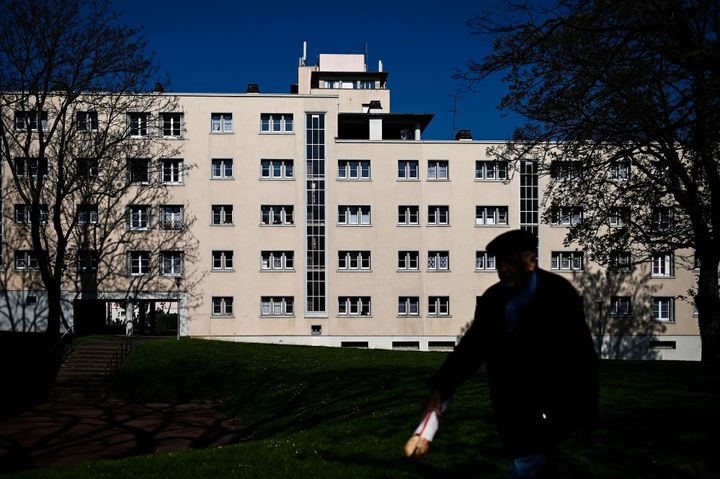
[300,41,307,66]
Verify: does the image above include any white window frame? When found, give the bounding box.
[610,296,632,317]
[338,160,371,180]
[337,296,371,317]
[427,251,450,271]
[159,205,184,230]
[476,206,508,226]
[338,205,370,226]
[652,208,673,232]
[651,253,674,277]
[652,297,674,322]
[260,113,294,133]
[161,112,183,138]
[610,160,630,181]
[261,205,294,225]
[609,208,629,227]
[428,296,450,317]
[553,207,583,226]
[475,251,497,271]
[161,251,183,277]
[128,158,150,184]
[161,159,183,184]
[428,205,450,226]
[611,252,632,272]
[128,205,150,230]
[212,205,234,225]
[398,296,420,317]
[78,204,99,224]
[14,250,40,271]
[475,161,508,181]
[398,160,419,180]
[212,158,233,179]
[338,251,371,271]
[261,251,295,271]
[398,251,420,271]
[550,161,582,180]
[76,111,98,132]
[128,112,150,137]
[212,296,233,316]
[551,251,584,271]
[261,159,294,179]
[398,205,419,226]
[128,251,150,276]
[211,250,234,271]
[14,204,49,224]
[14,158,47,178]
[211,113,233,133]
[261,296,295,316]
[15,111,48,131]
[427,160,449,180]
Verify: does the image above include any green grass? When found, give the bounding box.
[8,338,720,478]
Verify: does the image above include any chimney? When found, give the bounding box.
[455,129,472,141]
[246,83,260,93]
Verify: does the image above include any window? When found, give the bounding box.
[398,205,419,225]
[212,158,233,179]
[261,205,294,225]
[338,251,371,271]
[161,251,183,276]
[161,159,183,184]
[338,205,370,225]
[398,251,420,271]
[261,159,294,179]
[260,113,293,133]
[161,113,183,137]
[398,160,419,180]
[610,251,632,272]
[77,158,99,178]
[14,158,48,177]
[15,250,40,271]
[652,208,673,232]
[159,205,184,230]
[128,205,150,230]
[651,253,674,277]
[77,250,99,271]
[652,297,674,322]
[428,296,450,317]
[338,160,370,180]
[77,204,99,224]
[550,161,582,179]
[427,251,450,271]
[552,207,582,226]
[338,296,371,317]
[212,205,234,225]
[428,205,450,225]
[610,296,632,317]
[551,252,584,271]
[128,159,150,184]
[212,297,233,316]
[476,206,509,226]
[128,112,150,137]
[261,296,295,316]
[76,111,98,132]
[211,113,233,133]
[261,251,295,271]
[128,251,150,275]
[211,250,234,270]
[14,111,48,131]
[609,207,630,227]
[476,251,497,271]
[398,296,420,317]
[14,204,49,224]
[428,160,449,180]
[475,161,508,181]
[610,160,630,180]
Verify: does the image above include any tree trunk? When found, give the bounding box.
[45,284,63,335]
[696,258,720,366]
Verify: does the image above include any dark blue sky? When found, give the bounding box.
[115,0,521,140]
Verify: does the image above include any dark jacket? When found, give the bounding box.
[427,268,599,456]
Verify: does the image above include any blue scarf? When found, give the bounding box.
[504,271,538,333]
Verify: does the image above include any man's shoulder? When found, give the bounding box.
[535,268,580,296]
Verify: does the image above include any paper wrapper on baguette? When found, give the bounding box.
[404,409,440,458]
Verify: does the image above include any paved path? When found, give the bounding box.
[0,400,238,474]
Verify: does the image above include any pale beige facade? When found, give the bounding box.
[0,52,701,359]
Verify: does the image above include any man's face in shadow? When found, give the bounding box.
[496,250,537,290]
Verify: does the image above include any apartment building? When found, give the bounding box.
[0,50,701,360]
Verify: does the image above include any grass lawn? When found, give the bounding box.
[7,338,720,478]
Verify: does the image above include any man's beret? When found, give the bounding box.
[486,229,538,257]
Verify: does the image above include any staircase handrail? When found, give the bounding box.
[33,325,75,374]
[104,334,133,378]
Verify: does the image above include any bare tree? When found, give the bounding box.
[0,0,199,334]
[461,0,720,364]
